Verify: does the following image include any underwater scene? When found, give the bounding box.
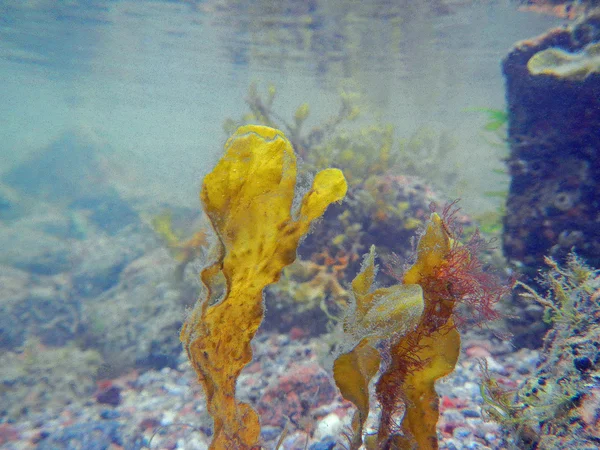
[1,0,600,449]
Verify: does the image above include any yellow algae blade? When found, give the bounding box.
[404,212,451,285]
[333,246,424,449]
[181,125,347,450]
[333,340,380,449]
[357,284,423,342]
[375,212,458,449]
[397,321,461,450]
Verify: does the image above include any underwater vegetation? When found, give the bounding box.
[224,83,462,193]
[263,172,442,337]
[480,254,600,449]
[0,337,103,419]
[180,125,347,449]
[195,83,466,337]
[151,211,209,282]
[332,203,508,450]
[223,82,361,163]
[183,125,508,449]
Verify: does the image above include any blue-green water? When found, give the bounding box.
[1,1,576,449]
[1,0,558,209]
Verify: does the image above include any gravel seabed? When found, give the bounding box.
[2,330,538,450]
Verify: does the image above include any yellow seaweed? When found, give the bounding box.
[181,125,347,450]
[334,213,466,450]
[376,213,459,449]
[333,246,424,449]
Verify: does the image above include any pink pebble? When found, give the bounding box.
[465,346,491,358]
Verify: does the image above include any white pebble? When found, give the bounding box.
[161,410,177,426]
[313,413,344,441]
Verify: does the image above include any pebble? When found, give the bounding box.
[443,408,464,423]
[99,409,120,420]
[309,436,336,450]
[453,426,472,439]
[96,385,122,406]
[463,381,481,397]
[261,425,282,441]
[163,382,186,396]
[313,413,343,441]
[485,432,498,443]
[462,409,481,418]
[3,331,532,450]
[161,410,178,426]
[444,438,461,450]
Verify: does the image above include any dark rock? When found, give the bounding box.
[574,356,593,373]
[96,386,122,406]
[309,437,337,450]
[37,421,122,450]
[99,409,120,420]
[502,14,600,281]
[81,249,190,375]
[141,339,180,370]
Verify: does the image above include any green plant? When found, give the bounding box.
[480,253,600,448]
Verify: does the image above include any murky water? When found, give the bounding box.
[1,0,559,211]
[1,2,587,449]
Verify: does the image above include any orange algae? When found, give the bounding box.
[180,125,347,450]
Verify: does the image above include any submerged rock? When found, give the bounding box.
[502,12,600,279]
[80,248,189,376]
[2,128,139,235]
[3,129,113,203]
[0,338,103,420]
[36,421,123,450]
[0,225,72,275]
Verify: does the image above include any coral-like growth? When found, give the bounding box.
[151,211,209,281]
[223,82,360,160]
[181,125,347,450]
